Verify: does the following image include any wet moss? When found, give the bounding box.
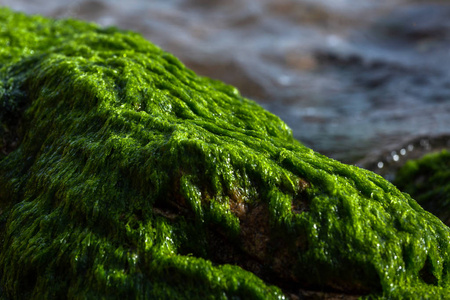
[394,150,450,226]
[0,7,450,299]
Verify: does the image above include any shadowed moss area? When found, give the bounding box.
[1,7,450,299]
[394,150,450,226]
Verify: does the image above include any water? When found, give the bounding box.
[1,0,449,167]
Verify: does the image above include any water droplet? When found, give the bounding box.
[377,161,384,169]
[400,148,406,155]
[408,144,414,151]
[393,154,399,162]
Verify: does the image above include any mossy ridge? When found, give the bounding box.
[394,150,450,226]
[0,8,449,299]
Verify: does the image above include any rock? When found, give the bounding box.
[394,150,450,226]
[0,8,450,299]
[357,134,450,181]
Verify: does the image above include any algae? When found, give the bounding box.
[394,150,450,226]
[0,7,450,299]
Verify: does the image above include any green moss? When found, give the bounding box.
[394,150,450,226]
[0,8,450,299]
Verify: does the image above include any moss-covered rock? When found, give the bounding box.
[1,8,450,299]
[394,150,450,226]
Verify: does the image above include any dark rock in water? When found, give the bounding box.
[357,134,450,182]
[1,8,450,299]
[393,150,450,226]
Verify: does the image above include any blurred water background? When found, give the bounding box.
[1,0,449,175]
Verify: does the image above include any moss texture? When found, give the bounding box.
[1,8,450,299]
[394,150,450,226]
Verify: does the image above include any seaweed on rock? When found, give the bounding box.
[0,8,450,299]
[394,150,450,226]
